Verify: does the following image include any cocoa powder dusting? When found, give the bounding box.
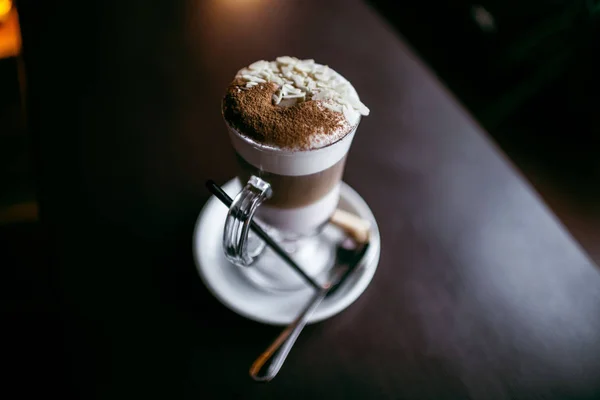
[222,79,348,150]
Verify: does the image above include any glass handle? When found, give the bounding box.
[222,176,272,267]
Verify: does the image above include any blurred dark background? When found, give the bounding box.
[1,0,600,397]
[4,0,600,258]
[366,0,600,260]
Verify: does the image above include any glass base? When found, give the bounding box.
[239,232,337,292]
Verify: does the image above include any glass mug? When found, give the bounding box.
[222,120,359,291]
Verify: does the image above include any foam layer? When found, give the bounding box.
[227,124,357,176]
[256,184,341,234]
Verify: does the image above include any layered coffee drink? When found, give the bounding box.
[222,56,369,236]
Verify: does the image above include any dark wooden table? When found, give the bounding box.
[17,0,600,398]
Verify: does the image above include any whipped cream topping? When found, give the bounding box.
[235,56,369,127]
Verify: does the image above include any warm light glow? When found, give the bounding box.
[207,0,269,15]
[218,0,265,9]
[193,0,284,74]
[0,2,20,59]
[0,0,12,22]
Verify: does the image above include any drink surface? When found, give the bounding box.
[222,56,369,152]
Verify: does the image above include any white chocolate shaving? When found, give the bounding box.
[242,75,266,83]
[281,93,305,99]
[276,56,297,65]
[235,56,369,119]
[248,60,269,71]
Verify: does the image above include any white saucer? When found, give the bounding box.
[193,179,381,326]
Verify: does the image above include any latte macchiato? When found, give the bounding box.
[222,56,369,235]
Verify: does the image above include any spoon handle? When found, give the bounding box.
[249,289,327,382]
[249,242,367,382]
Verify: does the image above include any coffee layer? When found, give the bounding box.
[256,184,341,236]
[235,152,346,209]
